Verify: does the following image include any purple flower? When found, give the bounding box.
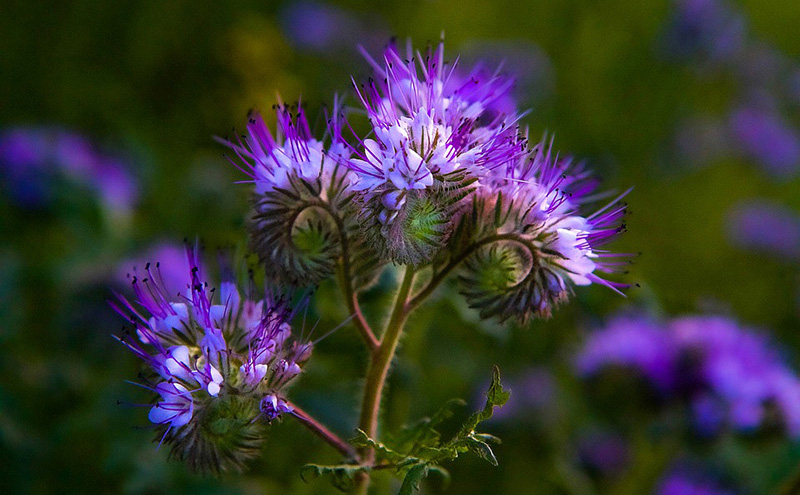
[260,394,294,422]
[726,200,800,260]
[112,245,313,431]
[0,126,139,214]
[148,381,194,428]
[665,0,746,64]
[478,138,629,295]
[343,39,521,225]
[672,316,800,435]
[575,315,678,391]
[729,105,800,178]
[655,469,734,495]
[576,314,800,438]
[220,104,350,196]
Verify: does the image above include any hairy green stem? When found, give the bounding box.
[408,232,536,310]
[354,266,416,494]
[316,199,379,350]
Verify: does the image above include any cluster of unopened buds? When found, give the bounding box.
[114,38,629,486]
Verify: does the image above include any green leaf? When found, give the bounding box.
[460,365,511,436]
[300,463,365,492]
[399,463,428,495]
[351,429,407,464]
[465,436,498,466]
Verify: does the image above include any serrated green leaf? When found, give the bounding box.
[465,436,498,466]
[399,463,428,495]
[300,463,365,492]
[351,429,407,464]
[461,365,511,435]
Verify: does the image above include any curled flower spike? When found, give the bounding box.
[220,101,382,288]
[455,136,629,322]
[112,245,312,474]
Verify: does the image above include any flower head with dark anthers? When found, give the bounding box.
[219,101,365,287]
[340,39,525,265]
[574,314,800,439]
[112,245,312,473]
[222,101,350,196]
[457,136,630,321]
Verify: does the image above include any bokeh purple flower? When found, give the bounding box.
[655,469,734,495]
[575,314,800,438]
[0,126,138,214]
[729,105,800,179]
[726,200,800,260]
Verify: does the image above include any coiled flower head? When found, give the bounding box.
[458,136,629,322]
[220,102,360,287]
[112,245,312,473]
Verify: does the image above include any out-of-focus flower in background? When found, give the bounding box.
[729,104,800,179]
[0,126,139,218]
[654,467,735,495]
[279,1,388,57]
[575,314,800,439]
[726,200,800,261]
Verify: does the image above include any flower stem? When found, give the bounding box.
[354,266,416,494]
[287,401,357,459]
[321,199,379,351]
[408,233,534,310]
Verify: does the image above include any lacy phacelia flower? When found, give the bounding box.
[460,138,629,321]
[343,40,523,265]
[223,38,628,320]
[575,314,800,438]
[220,104,361,286]
[113,246,312,473]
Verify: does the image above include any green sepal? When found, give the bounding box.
[164,394,266,475]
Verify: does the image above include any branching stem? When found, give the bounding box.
[315,199,379,350]
[287,401,357,459]
[408,232,535,311]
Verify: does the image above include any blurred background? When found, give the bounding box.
[1,0,800,493]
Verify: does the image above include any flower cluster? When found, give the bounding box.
[113,245,311,473]
[222,39,628,322]
[0,126,138,214]
[575,314,800,438]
